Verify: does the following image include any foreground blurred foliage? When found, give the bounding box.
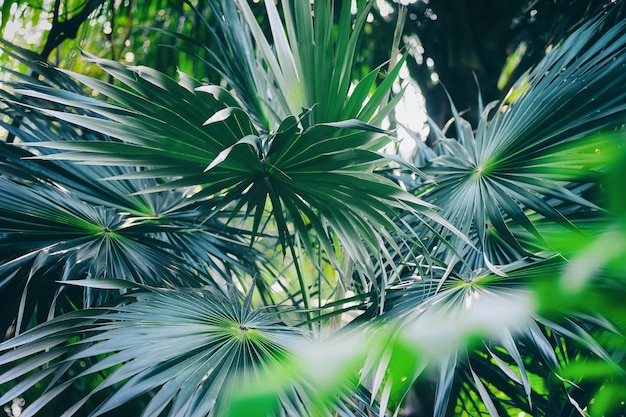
[1,1,626,416]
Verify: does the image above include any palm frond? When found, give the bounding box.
[9,54,457,311]
[179,0,402,131]
[0,284,316,417]
[0,49,265,336]
[391,18,626,412]
[369,257,621,416]
[409,16,626,272]
[0,168,266,332]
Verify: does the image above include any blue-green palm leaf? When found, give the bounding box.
[370,257,620,416]
[10,54,455,308]
[180,0,402,131]
[0,48,263,336]
[0,285,311,417]
[411,16,626,272]
[0,172,263,333]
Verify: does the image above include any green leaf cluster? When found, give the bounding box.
[1,2,626,417]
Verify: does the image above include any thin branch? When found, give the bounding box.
[40,0,106,59]
[6,0,106,144]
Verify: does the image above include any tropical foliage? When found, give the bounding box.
[1,1,625,416]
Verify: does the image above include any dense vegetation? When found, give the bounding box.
[1,1,625,416]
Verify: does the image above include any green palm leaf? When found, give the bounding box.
[0,51,264,336]
[0,285,312,417]
[0,172,263,332]
[410,16,626,272]
[389,18,626,413]
[371,257,620,416]
[11,55,458,312]
[183,0,403,131]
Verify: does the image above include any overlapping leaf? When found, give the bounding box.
[10,54,455,311]
[2,3,624,417]
[365,257,621,416]
[376,16,626,416]
[0,45,263,336]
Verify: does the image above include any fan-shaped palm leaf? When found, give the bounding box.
[410,16,626,272]
[0,284,315,417]
[10,53,459,313]
[370,16,626,415]
[365,257,621,416]
[179,0,403,131]
[0,45,264,336]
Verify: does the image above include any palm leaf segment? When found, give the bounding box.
[194,0,402,131]
[0,286,314,417]
[414,16,626,272]
[365,257,621,416]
